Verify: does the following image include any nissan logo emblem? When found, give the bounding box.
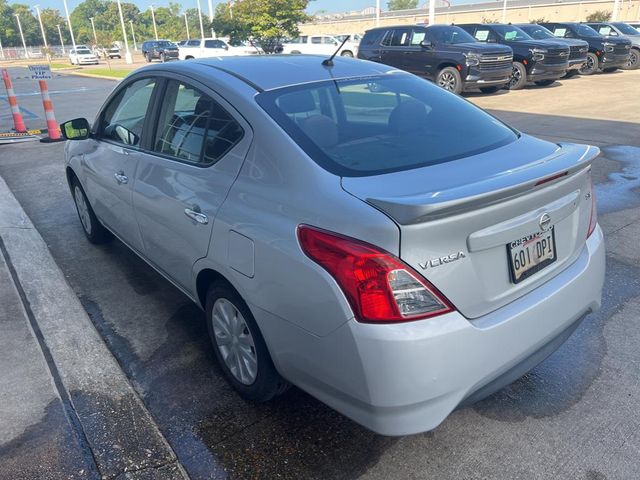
[539,213,552,232]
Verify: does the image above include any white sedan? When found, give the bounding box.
[69,47,99,65]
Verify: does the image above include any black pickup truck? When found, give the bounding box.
[357,24,513,94]
[516,24,588,77]
[458,23,570,89]
[540,22,631,74]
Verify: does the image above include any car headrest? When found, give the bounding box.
[298,115,338,149]
[277,90,317,114]
[194,96,211,116]
[388,100,429,134]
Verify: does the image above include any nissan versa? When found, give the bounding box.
[60,56,605,436]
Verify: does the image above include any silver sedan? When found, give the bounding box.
[60,55,605,436]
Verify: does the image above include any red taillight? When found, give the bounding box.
[297,225,454,323]
[587,181,598,238]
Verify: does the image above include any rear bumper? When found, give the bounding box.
[258,225,605,436]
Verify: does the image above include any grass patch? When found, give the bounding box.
[78,68,130,78]
[49,62,75,70]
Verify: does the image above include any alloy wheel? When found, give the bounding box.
[509,66,521,88]
[580,54,596,74]
[627,50,638,69]
[212,298,258,385]
[438,72,457,91]
[74,186,92,235]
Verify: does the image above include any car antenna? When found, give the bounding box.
[322,35,350,67]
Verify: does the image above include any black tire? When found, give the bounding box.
[206,282,289,402]
[563,69,580,78]
[579,52,598,75]
[508,61,527,90]
[436,67,462,94]
[145,52,151,63]
[534,79,556,87]
[71,179,112,244]
[185,55,194,60]
[340,50,354,57]
[602,67,618,73]
[479,86,501,94]
[625,48,640,70]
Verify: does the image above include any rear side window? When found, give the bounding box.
[204,39,226,48]
[101,78,156,146]
[257,74,518,177]
[361,30,384,46]
[153,80,244,165]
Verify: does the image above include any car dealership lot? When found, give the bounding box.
[1,67,639,479]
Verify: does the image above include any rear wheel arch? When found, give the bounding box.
[437,61,458,72]
[66,166,80,193]
[196,268,236,309]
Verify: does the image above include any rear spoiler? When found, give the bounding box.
[367,143,599,225]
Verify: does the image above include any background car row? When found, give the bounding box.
[356,22,637,94]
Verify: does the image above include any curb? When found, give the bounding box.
[0,174,188,480]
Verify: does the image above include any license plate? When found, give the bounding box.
[507,228,556,284]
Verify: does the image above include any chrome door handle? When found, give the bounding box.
[184,206,208,225]
[114,171,128,184]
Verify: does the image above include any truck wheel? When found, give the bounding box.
[340,50,354,57]
[508,62,527,90]
[579,53,598,75]
[436,67,462,94]
[145,52,151,63]
[624,48,639,70]
[479,86,501,94]
[534,79,555,87]
[206,281,289,402]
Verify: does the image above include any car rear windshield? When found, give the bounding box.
[256,74,519,177]
[613,22,640,35]
[428,26,477,44]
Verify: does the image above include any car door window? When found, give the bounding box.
[100,77,156,146]
[311,37,322,44]
[204,39,225,49]
[153,80,244,165]
[410,29,427,45]
[390,28,411,47]
[322,36,338,45]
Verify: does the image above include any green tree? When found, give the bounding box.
[10,4,40,47]
[387,0,418,10]
[211,2,250,42]
[40,8,69,46]
[231,0,310,53]
[585,10,611,22]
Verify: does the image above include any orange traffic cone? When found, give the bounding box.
[37,79,63,143]
[1,69,27,133]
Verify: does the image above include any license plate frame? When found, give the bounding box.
[507,228,557,284]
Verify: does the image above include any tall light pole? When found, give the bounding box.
[57,24,66,54]
[14,14,28,58]
[612,0,621,20]
[0,37,4,60]
[375,0,380,26]
[501,0,508,23]
[62,0,77,52]
[89,17,98,45]
[130,20,137,51]
[428,0,435,25]
[208,0,213,21]
[196,0,205,39]
[149,4,158,40]
[115,0,132,64]
[34,6,49,50]
[184,12,190,39]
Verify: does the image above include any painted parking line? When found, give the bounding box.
[0,97,39,120]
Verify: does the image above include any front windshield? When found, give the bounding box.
[158,41,175,47]
[256,74,518,177]
[429,26,477,44]
[574,24,601,37]
[491,25,532,41]
[77,49,92,54]
[520,25,555,39]
[613,22,640,35]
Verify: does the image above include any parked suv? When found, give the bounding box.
[540,22,631,74]
[516,24,588,77]
[585,22,640,69]
[458,24,570,90]
[280,35,358,57]
[358,25,513,94]
[141,40,179,62]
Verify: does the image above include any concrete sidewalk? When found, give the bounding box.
[0,175,188,479]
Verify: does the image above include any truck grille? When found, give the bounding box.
[569,45,588,61]
[543,48,570,65]
[478,54,512,70]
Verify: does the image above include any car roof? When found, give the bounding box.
[156,55,398,92]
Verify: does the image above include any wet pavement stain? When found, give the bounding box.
[595,146,640,215]
[0,400,99,480]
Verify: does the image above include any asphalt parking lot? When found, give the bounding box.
[1,66,640,479]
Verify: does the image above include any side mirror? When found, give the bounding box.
[60,118,90,140]
[420,40,433,48]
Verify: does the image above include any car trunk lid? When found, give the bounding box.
[341,135,599,318]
